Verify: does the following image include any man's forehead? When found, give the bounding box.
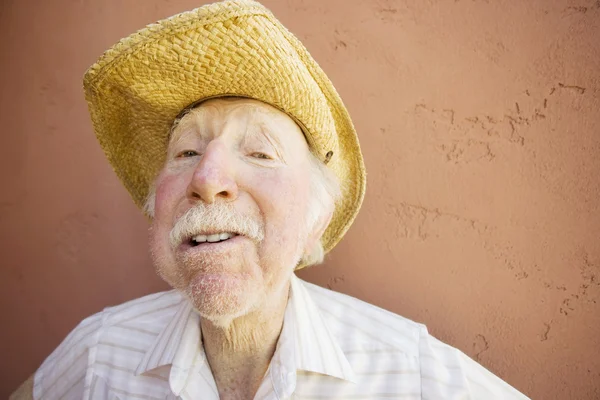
[170,97,304,140]
[180,97,292,127]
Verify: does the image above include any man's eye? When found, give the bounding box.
[176,150,199,158]
[250,152,272,160]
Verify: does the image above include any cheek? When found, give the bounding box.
[251,170,312,243]
[153,173,189,221]
[263,170,309,210]
[149,173,190,257]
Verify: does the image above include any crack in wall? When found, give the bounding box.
[540,322,552,342]
[559,249,599,316]
[327,275,346,290]
[384,201,490,242]
[473,334,490,361]
[413,83,586,164]
[562,1,600,17]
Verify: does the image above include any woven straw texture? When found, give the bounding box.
[83,0,366,262]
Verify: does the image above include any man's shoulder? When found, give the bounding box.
[33,290,182,399]
[101,289,184,324]
[59,288,184,356]
[298,278,424,357]
[296,279,530,399]
[61,289,183,337]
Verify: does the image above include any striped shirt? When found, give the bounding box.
[32,274,529,399]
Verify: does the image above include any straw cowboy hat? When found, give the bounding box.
[83,0,366,264]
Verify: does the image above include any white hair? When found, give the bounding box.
[301,151,341,266]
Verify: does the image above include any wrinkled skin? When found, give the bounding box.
[149,97,325,326]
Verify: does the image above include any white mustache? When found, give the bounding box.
[169,203,264,248]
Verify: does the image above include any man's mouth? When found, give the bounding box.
[189,232,239,246]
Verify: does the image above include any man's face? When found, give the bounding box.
[149,98,316,324]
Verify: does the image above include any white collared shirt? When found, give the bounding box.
[32,275,529,399]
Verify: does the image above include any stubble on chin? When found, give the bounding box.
[153,245,265,326]
[186,273,263,328]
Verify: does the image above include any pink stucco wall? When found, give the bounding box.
[1,0,599,398]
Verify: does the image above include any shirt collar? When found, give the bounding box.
[266,274,356,398]
[288,274,356,382]
[135,296,217,397]
[135,296,194,376]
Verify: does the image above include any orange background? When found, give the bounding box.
[1,0,599,398]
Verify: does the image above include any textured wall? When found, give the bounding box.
[1,0,599,398]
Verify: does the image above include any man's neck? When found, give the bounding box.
[200,283,290,400]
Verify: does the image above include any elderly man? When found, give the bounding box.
[12,0,529,399]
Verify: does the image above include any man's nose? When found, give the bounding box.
[186,141,239,204]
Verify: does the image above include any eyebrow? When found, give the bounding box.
[168,113,199,144]
[254,120,285,160]
[168,105,291,158]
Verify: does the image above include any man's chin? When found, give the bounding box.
[185,272,260,325]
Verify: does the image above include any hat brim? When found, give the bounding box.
[83,0,366,267]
